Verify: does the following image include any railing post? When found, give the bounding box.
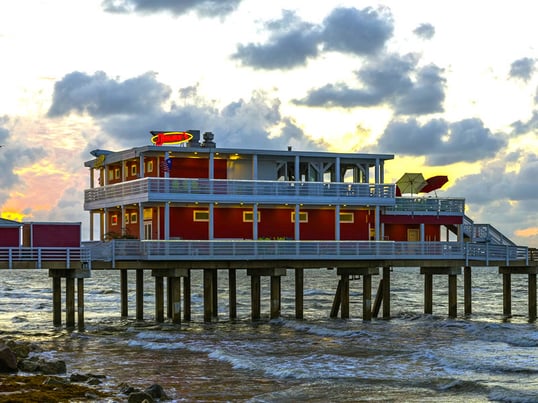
[8,248,12,270]
[37,248,42,270]
[66,248,71,269]
[111,240,116,267]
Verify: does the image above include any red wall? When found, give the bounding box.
[0,227,20,247]
[24,223,81,247]
[166,157,227,179]
[383,223,441,241]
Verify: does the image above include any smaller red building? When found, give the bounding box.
[22,222,81,247]
[0,218,22,247]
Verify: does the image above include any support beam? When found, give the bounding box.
[529,273,537,323]
[503,272,512,318]
[52,277,61,327]
[341,274,350,319]
[120,270,128,318]
[155,276,164,323]
[170,277,181,324]
[203,269,214,322]
[212,269,218,321]
[77,278,84,331]
[136,269,144,321]
[363,274,372,321]
[372,279,383,318]
[295,268,304,320]
[424,273,433,315]
[448,274,457,318]
[270,276,281,319]
[66,277,75,329]
[251,275,261,321]
[183,273,191,322]
[229,269,237,320]
[330,280,342,318]
[464,266,472,316]
[382,266,391,319]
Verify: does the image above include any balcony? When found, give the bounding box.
[84,178,396,209]
[385,197,465,215]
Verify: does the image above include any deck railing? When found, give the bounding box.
[0,247,90,269]
[84,240,529,267]
[385,197,465,214]
[0,241,529,270]
[84,178,396,207]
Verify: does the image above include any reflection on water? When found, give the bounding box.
[0,268,537,402]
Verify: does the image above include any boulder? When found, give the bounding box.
[128,391,155,403]
[0,344,18,373]
[145,383,169,400]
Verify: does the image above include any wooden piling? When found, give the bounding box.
[499,266,538,321]
[529,273,537,322]
[66,277,75,329]
[424,272,433,314]
[170,277,181,324]
[270,275,281,319]
[212,269,218,321]
[382,266,391,319]
[135,269,144,321]
[341,274,350,319]
[421,267,462,317]
[203,269,214,322]
[363,274,372,321]
[448,274,457,318]
[251,274,261,320]
[295,268,304,320]
[502,272,512,318]
[120,269,128,317]
[229,269,237,320]
[464,266,472,316]
[77,278,84,331]
[52,277,61,327]
[183,273,191,322]
[155,276,164,323]
[167,277,172,319]
[372,279,383,318]
[330,280,342,318]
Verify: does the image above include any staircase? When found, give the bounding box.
[448,215,516,246]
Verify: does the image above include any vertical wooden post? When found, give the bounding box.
[167,277,172,319]
[155,276,164,323]
[251,274,261,320]
[203,269,213,322]
[372,279,383,318]
[77,278,84,331]
[448,274,457,318]
[341,274,350,319]
[52,277,61,327]
[66,277,75,329]
[363,274,372,321]
[529,273,536,322]
[183,272,191,322]
[171,277,181,324]
[382,266,391,319]
[464,266,472,316]
[120,270,128,317]
[330,280,342,318]
[424,272,433,314]
[503,272,512,318]
[229,269,237,320]
[295,268,304,320]
[136,269,144,321]
[212,270,218,321]
[270,275,281,319]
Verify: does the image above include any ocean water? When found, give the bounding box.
[1,267,537,402]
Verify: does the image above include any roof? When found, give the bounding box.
[84,144,395,168]
[0,218,23,227]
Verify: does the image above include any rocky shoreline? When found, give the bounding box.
[0,337,171,402]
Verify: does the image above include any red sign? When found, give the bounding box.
[150,131,193,146]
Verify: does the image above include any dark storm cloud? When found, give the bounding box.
[321,7,393,55]
[101,0,242,17]
[294,54,445,115]
[0,118,46,205]
[509,57,536,81]
[375,117,506,165]
[511,110,538,134]
[232,11,321,69]
[47,71,171,118]
[413,23,435,39]
[232,7,393,70]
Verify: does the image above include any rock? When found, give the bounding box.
[119,382,140,395]
[145,384,169,400]
[87,377,102,385]
[128,391,155,403]
[0,344,18,373]
[70,373,90,382]
[18,357,66,374]
[43,376,69,386]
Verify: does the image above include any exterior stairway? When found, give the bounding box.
[452,215,516,246]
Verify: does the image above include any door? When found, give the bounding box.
[407,228,420,242]
[144,222,152,240]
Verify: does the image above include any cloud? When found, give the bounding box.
[321,7,393,56]
[375,117,506,165]
[101,0,242,17]
[47,71,171,118]
[511,110,538,134]
[413,23,435,40]
[232,11,321,70]
[509,57,536,81]
[232,7,393,70]
[294,54,445,115]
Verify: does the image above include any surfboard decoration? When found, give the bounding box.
[150,131,193,146]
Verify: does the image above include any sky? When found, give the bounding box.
[1,1,538,245]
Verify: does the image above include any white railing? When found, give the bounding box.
[462,215,515,246]
[83,240,529,266]
[84,178,396,206]
[0,247,90,269]
[385,197,465,214]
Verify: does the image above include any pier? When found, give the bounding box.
[1,240,537,330]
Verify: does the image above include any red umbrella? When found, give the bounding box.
[419,175,448,193]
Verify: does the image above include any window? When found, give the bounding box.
[147,160,154,173]
[143,208,153,221]
[130,212,138,224]
[115,168,120,179]
[291,211,308,223]
[124,213,129,224]
[340,212,354,223]
[131,164,137,176]
[243,211,261,222]
[193,210,209,222]
[108,169,114,181]
[111,214,118,225]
